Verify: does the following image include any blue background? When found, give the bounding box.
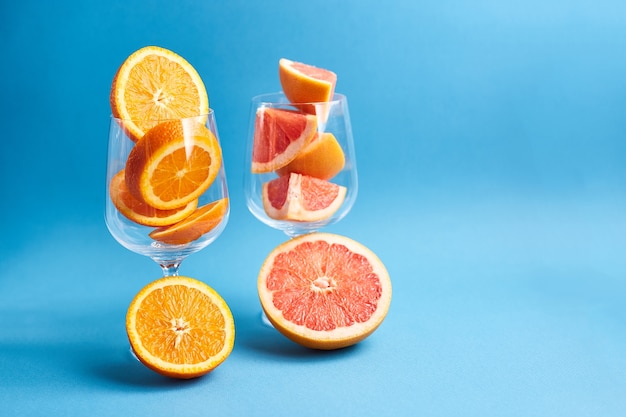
[2,0,626,415]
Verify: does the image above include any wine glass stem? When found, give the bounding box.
[160,262,181,277]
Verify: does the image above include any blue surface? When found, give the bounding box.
[2,1,626,415]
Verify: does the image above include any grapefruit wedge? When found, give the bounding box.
[262,173,346,222]
[275,132,345,180]
[279,58,337,105]
[258,233,392,350]
[252,108,317,173]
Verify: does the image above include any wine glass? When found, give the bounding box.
[105,111,229,278]
[243,92,358,324]
[244,92,358,237]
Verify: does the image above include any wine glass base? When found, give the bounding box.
[128,345,140,362]
[260,310,274,328]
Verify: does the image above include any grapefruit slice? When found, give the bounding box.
[279,58,337,105]
[252,108,317,173]
[275,132,345,180]
[262,173,346,222]
[258,233,392,350]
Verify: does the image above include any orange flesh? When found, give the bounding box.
[110,170,196,226]
[265,240,383,331]
[135,284,227,364]
[123,55,203,122]
[151,145,213,205]
[149,198,228,245]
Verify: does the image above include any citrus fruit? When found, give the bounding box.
[262,173,346,222]
[149,198,228,245]
[275,132,345,180]
[279,58,337,105]
[125,119,222,210]
[258,233,392,350]
[251,107,317,173]
[126,276,235,379]
[110,45,209,142]
[109,169,198,227]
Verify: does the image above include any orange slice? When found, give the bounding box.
[258,233,392,350]
[109,169,198,227]
[279,58,337,105]
[275,132,346,180]
[262,173,346,222]
[110,46,209,142]
[149,198,229,245]
[126,276,235,379]
[251,108,317,173]
[125,119,222,210]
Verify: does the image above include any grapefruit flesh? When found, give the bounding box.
[262,173,346,222]
[258,233,392,350]
[251,108,317,173]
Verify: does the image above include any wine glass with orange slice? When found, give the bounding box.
[105,113,229,276]
[105,46,229,278]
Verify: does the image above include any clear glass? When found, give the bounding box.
[244,92,358,238]
[105,111,230,277]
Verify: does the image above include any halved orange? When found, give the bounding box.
[109,169,198,227]
[125,119,222,210]
[149,198,228,245]
[262,173,346,222]
[258,233,392,350]
[126,276,235,379]
[279,58,337,105]
[275,132,345,180]
[110,46,209,142]
[251,108,317,173]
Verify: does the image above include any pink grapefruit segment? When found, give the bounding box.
[258,233,392,350]
[262,173,346,222]
[251,108,317,174]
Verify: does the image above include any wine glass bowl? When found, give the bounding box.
[105,112,229,276]
[244,92,358,238]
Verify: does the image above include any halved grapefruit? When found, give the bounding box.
[251,108,317,173]
[262,172,346,222]
[258,232,392,350]
[279,58,337,105]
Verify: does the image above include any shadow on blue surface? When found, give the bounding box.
[232,309,362,361]
[89,350,209,389]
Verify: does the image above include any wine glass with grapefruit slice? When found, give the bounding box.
[244,91,358,238]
